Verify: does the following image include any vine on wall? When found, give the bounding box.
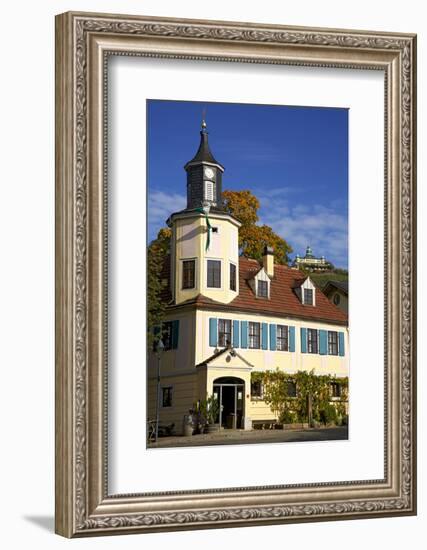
[252,369,348,425]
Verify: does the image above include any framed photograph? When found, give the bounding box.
[55,11,417,537]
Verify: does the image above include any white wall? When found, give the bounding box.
[0,1,424,549]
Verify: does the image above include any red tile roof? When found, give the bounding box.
[163,256,348,326]
[230,258,348,325]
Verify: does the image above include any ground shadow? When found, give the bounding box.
[23,515,54,533]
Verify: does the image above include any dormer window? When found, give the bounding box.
[249,267,270,298]
[295,276,316,306]
[257,280,268,298]
[304,288,313,305]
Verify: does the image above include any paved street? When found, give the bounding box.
[148,425,348,448]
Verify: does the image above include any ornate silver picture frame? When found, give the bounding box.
[55,11,417,537]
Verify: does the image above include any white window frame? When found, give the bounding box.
[229,261,237,292]
[328,330,339,355]
[218,318,233,348]
[300,277,316,306]
[307,328,319,354]
[161,386,173,408]
[276,324,289,351]
[303,288,314,305]
[286,380,298,398]
[257,279,269,298]
[204,179,216,202]
[181,257,197,290]
[248,321,261,349]
[206,258,222,289]
[250,379,264,400]
[330,381,342,400]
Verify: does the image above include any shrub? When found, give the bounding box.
[279,409,297,424]
[320,403,337,425]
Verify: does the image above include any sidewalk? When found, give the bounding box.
[148,425,348,448]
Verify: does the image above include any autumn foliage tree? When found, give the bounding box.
[147,227,171,348]
[222,189,292,264]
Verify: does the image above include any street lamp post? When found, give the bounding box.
[201,199,211,216]
[155,338,165,441]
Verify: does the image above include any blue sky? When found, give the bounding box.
[147,100,348,269]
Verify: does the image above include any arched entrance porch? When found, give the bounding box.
[212,377,245,429]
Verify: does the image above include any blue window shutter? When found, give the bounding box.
[339,332,345,356]
[171,320,180,349]
[261,323,268,350]
[269,324,277,351]
[232,320,240,348]
[241,321,248,349]
[209,318,218,347]
[300,327,307,353]
[319,329,327,355]
[289,326,295,352]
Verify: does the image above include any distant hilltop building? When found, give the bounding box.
[293,246,332,272]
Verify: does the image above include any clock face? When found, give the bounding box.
[204,167,215,179]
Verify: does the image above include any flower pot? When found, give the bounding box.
[205,423,220,434]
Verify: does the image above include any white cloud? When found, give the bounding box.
[148,189,186,239]
[147,186,348,268]
[258,196,348,268]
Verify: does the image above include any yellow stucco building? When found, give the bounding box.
[148,122,349,433]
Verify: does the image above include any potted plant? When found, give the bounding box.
[199,394,220,433]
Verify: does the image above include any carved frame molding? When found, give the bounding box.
[55,12,416,537]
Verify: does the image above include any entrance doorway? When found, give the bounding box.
[212,377,245,429]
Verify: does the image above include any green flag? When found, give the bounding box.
[195,207,211,251]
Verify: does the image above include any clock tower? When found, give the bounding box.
[167,119,241,306]
[184,119,224,210]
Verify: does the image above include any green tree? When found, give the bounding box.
[147,228,171,349]
[222,189,293,264]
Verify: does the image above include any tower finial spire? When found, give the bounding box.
[201,107,207,131]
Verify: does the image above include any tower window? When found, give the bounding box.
[204,180,216,202]
[207,260,221,288]
[230,263,237,291]
[182,259,195,289]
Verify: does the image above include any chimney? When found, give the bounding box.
[262,246,274,278]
